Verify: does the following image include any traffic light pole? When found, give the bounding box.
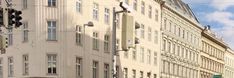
[112,7,127,78]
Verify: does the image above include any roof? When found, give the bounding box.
[164,0,199,23]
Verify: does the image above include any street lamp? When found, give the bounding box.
[112,2,132,78]
[83,21,93,56]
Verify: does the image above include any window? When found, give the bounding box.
[132,69,136,78]
[154,52,157,65]
[23,55,29,75]
[154,31,158,44]
[116,14,120,28]
[124,68,128,78]
[141,1,145,14]
[47,21,56,40]
[76,57,82,78]
[140,47,144,63]
[8,57,13,77]
[22,0,27,9]
[47,54,57,74]
[162,39,166,51]
[147,72,151,78]
[93,61,98,78]
[133,0,137,11]
[116,66,119,78]
[104,35,110,52]
[48,0,56,7]
[76,0,82,13]
[8,29,13,45]
[155,9,158,21]
[104,8,110,24]
[163,18,167,30]
[132,50,136,60]
[148,5,152,18]
[147,49,151,64]
[93,3,99,20]
[93,32,99,50]
[154,74,157,78]
[104,64,109,78]
[148,27,152,41]
[0,59,3,78]
[23,22,29,42]
[140,71,143,78]
[76,26,82,45]
[168,42,171,53]
[141,24,145,39]
[124,0,129,4]
[169,22,172,32]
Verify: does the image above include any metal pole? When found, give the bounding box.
[112,7,117,78]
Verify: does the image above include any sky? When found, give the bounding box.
[182,0,234,49]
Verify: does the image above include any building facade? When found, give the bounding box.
[160,0,202,78]
[224,48,234,78]
[0,0,163,78]
[200,27,228,78]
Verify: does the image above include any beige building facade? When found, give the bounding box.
[224,48,234,78]
[160,0,202,78]
[0,0,162,78]
[200,28,228,78]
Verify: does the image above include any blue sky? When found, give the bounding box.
[183,0,234,49]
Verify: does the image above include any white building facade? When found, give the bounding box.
[224,48,234,78]
[0,0,162,78]
[160,0,202,78]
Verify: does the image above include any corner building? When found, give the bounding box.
[224,48,234,78]
[160,0,202,78]
[200,28,228,78]
[0,0,162,78]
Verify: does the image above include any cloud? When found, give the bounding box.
[206,11,234,49]
[211,0,234,10]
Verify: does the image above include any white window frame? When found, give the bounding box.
[22,0,27,9]
[155,9,158,21]
[23,22,29,42]
[92,32,99,50]
[76,0,82,13]
[133,0,137,11]
[23,54,29,75]
[76,57,82,78]
[140,47,144,63]
[141,24,145,39]
[104,34,110,53]
[47,54,57,74]
[154,30,158,44]
[8,29,13,45]
[104,8,110,24]
[148,27,152,41]
[47,21,57,41]
[141,1,145,14]
[93,61,98,78]
[147,49,151,64]
[76,25,82,46]
[148,5,152,18]
[154,52,157,65]
[48,0,56,7]
[104,63,109,78]
[93,3,99,20]
[8,57,13,77]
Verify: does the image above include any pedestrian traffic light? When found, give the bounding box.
[0,8,4,25]
[121,13,134,51]
[8,9,15,26]
[15,10,22,28]
[0,35,8,50]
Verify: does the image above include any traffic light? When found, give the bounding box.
[0,8,3,25]
[15,10,22,28]
[8,9,15,26]
[0,35,8,50]
[121,13,134,51]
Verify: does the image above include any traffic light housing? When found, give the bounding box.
[121,13,134,51]
[8,9,15,26]
[0,35,8,50]
[0,8,3,25]
[15,10,22,28]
